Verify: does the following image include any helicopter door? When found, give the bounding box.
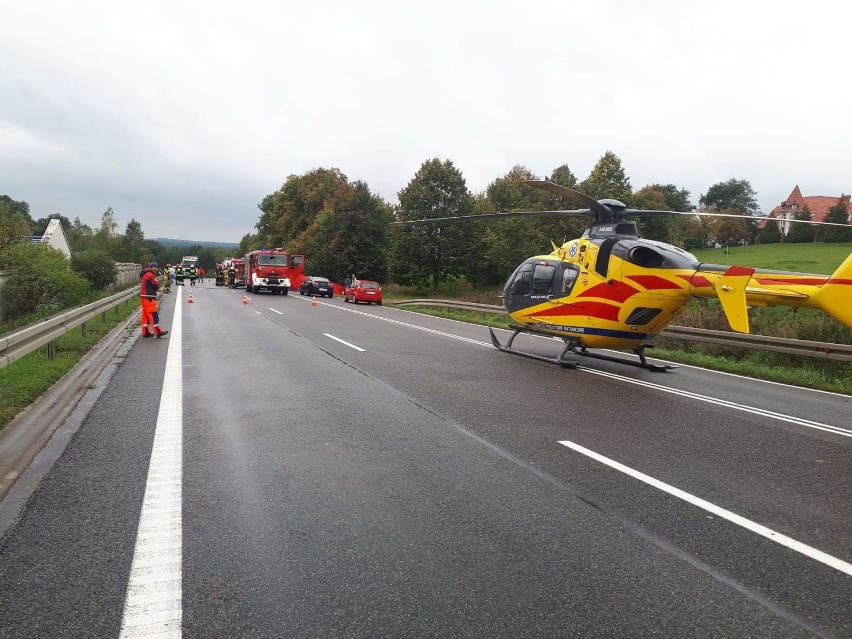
[556,264,580,297]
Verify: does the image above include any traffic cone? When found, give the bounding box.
[187,291,194,304]
[311,295,317,307]
[242,294,249,305]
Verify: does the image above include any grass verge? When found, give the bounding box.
[0,299,139,429]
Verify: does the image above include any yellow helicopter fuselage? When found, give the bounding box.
[504,238,852,350]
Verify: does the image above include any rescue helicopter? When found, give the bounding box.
[397,180,852,371]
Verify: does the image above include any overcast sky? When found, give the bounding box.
[2,1,850,243]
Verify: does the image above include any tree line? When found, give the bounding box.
[0,198,234,324]
[247,152,852,291]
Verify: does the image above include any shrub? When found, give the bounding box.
[0,243,91,320]
[71,249,117,290]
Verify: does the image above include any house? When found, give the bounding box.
[763,186,851,235]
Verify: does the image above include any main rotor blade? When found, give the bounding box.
[522,180,611,216]
[393,210,593,226]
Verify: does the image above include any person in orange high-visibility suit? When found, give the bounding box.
[140,261,168,338]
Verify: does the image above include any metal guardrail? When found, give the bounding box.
[0,286,139,369]
[392,299,852,363]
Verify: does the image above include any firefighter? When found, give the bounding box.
[162,263,172,293]
[188,265,197,287]
[228,263,236,288]
[140,262,168,338]
[215,263,224,286]
[175,264,184,286]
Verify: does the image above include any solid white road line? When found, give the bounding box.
[558,439,852,577]
[324,333,366,351]
[293,298,848,437]
[294,296,491,347]
[120,291,183,638]
[268,308,284,315]
[578,368,852,438]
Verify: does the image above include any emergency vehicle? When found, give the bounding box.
[223,257,246,288]
[244,249,305,295]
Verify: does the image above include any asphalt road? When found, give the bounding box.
[0,281,849,638]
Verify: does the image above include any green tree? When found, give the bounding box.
[71,249,118,289]
[239,232,260,255]
[700,179,760,244]
[0,195,34,247]
[94,206,119,255]
[712,207,749,246]
[700,179,759,215]
[299,181,393,282]
[786,207,816,243]
[68,217,95,252]
[258,168,350,248]
[821,200,852,243]
[579,151,632,202]
[0,243,90,319]
[391,158,473,290]
[757,219,782,244]
[122,218,147,264]
[480,166,561,285]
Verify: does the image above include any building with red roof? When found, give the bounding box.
[763,185,851,235]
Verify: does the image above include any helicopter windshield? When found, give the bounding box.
[504,259,580,311]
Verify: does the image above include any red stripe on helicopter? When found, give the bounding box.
[724,266,754,277]
[525,302,621,322]
[679,274,713,288]
[626,275,683,290]
[577,280,639,303]
[827,278,852,285]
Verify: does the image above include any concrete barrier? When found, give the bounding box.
[113,263,142,289]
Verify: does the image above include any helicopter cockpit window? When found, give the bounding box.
[505,261,535,296]
[531,264,556,294]
[561,265,579,293]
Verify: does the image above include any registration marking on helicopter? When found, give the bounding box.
[558,439,852,577]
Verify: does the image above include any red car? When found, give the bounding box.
[345,279,383,305]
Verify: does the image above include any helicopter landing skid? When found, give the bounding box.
[570,345,675,372]
[489,327,579,369]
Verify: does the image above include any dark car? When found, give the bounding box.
[344,279,382,305]
[299,276,334,298]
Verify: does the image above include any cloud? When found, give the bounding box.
[2,0,850,240]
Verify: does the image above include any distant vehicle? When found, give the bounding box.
[244,249,305,295]
[345,279,382,305]
[299,276,333,298]
[181,255,199,269]
[227,258,246,288]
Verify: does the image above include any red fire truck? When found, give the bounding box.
[244,249,305,295]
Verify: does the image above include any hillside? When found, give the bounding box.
[152,238,239,249]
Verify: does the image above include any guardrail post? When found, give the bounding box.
[47,340,55,361]
[101,310,107,323]
[82,321,87,337]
